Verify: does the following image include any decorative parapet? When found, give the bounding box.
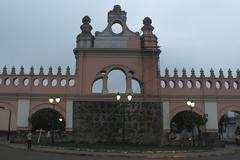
[93,5,141,49]
[0,66,77,94]
[160,68,240,97]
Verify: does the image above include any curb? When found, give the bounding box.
[7,145,186,159]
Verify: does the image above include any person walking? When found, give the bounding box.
[26,131,32,150]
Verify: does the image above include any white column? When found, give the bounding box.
[102,75,109,94]
[163,101,170,130]
[17,99,30,128]
[125,74,132,94]
[204,101,218,130]
[66,100,73,131]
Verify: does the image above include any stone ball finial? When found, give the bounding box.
[82,16,91,24]
[143,17,152,25]
[113,5,121,12]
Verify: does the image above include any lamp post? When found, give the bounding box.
[116,92,132,144]
[186,99,196,146]
[48,96,60,143]
[0,107,11,142]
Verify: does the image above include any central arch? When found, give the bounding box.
[108,69,126,93]
[91,64,142,94]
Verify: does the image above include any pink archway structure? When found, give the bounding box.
[0,5,240,143]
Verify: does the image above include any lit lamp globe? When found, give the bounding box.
[190,102,195,109]
[55,97,61,103]
[127,94,132,102]
[116,93,121,101]
[49,97,54,104]
[186,99,195,110]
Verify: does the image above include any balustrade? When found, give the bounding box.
[0,66,76,94]
[160,68,240,97]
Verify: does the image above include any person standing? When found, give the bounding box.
[26,131,32,150]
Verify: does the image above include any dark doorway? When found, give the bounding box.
[218,111,240,143]
[170,111,207,144]
[171,111,204,134]
[30,108,65,131]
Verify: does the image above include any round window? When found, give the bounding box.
[111,23,123,35]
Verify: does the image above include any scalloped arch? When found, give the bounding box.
[92,64,142,91]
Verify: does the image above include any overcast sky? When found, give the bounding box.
[0,0,240,77]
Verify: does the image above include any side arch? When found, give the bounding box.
[170,104,204,121]
[0,101,17,131]
[0,101,17,114]
[218,105,240,121]
[30,108,66,131]
[92,78,103,93]
[132,78,142,93]
[30,103,66,120]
